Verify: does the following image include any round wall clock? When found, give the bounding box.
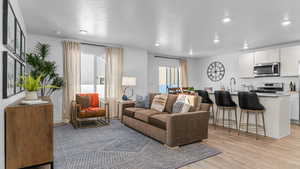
[207,61,225,82]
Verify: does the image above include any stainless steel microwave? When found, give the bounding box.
[253,62,280,77]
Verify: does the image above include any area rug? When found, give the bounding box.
[54,120,221,169]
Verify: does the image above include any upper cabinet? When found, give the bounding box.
[239,53,254,78]
[254,49,280,64]
[281,46,300,77]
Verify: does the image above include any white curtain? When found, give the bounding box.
[105,48,123,118]
[180,59,188,87]
[62,41,81,122]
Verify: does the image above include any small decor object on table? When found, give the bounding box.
[19,74,59,100]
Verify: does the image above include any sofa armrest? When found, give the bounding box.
[166,111,209,147]
[122,102,135,114]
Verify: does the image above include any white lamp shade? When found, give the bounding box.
[122,76,136,86]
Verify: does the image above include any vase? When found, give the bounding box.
[25,91,38,100]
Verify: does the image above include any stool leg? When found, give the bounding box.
[246,111,249,133]
[228,109,231,132]
[216,106,220,129]
[211,105,215,126]
[255,112,258,140]
[262,112,266,137]
[238,110,243,136]
[222,108,225,128]
[234,108,238,131]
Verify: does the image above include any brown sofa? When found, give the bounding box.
[121,93,210,147]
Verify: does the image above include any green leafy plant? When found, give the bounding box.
[26,42,64,96]
[19,74,59,92]
[188,87,194,91]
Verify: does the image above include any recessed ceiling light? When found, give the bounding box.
[189,50,193,55]
[281,19,291,26]
[80,30,88,34]
[155,42,160,47]
[222,17,231,23]
[214,39,220,44]
[243,42,249,50]
[55,30,61,35]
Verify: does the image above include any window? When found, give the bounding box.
[159,66,180,93]
[80,45,106,99]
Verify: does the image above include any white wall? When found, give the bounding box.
[27,34,64,123]
[123,46,148,97]
[0,0,26,168]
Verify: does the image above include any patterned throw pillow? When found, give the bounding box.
[172,94,198,113]
[150,94,168,112]
[135,95,146,108]
[76,95,90,109]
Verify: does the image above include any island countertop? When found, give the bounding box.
[207,91,290,139]
[208,91,290,97]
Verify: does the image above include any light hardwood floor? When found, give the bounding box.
[182,125,300,169]
[36,124,300,169]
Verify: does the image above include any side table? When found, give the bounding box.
[117,100,136,120]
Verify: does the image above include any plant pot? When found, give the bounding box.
[25,91,38,100]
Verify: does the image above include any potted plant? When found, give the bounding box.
[26,42,63,97]
[20,74,58,100]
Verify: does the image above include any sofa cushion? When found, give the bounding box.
[149,114,169,130]
[76,95,90,109]
[79,107,106,118]
[124,107,144,117]
[151,94,168,112]
[165,94,178,113]
[134,109,165,122]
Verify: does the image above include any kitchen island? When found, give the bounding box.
[208,92,290,139]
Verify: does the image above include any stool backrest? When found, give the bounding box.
[238,92,249,109]
[214,91,224,106]
[222,91,236,107]
[247,92,260,109]
[196,90,213,104]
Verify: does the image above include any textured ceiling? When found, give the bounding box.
[19,0,300,57]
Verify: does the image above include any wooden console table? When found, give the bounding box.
[5,97,53,169]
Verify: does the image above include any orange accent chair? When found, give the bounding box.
[71,93,110,128]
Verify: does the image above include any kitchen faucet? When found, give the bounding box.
[230,77,236,92]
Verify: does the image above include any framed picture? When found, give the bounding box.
[21,32,26,61]
[21,64,25,91]
[3,51,16,98]
[15,21,21,57]
[15,60,22,93]
[3,0,16,53]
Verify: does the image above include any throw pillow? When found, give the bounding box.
[135,95,146,108]
[151,94,168,112]
[172,94,194,113]
[76,95,90,109]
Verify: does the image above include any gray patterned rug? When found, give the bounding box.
[54,120,221,169]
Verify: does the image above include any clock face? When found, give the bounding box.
[207,61,225,82]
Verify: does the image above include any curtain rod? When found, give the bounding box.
[154,56,183,60]
[80,42,108,48]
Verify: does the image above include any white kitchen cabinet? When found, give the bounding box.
[281,46,300,77]
[289,92,299,121]
[238,53,254,78]
[254,49,280,64]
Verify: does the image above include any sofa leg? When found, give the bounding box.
[164,144,179,149]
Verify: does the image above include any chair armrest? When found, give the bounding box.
[166,111,209,147]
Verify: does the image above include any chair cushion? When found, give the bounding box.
[134,109,165,122]
[76,95,90,109]
[124,107,144,117]
[151,94,168,112]
[79,107,106,118]
[165,94,178,113]
[149,114,169,130]
[79,93,99,107]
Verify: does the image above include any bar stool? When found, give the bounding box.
[196,90,215,126]
[214,91,238,132]
[238,92,266,139]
